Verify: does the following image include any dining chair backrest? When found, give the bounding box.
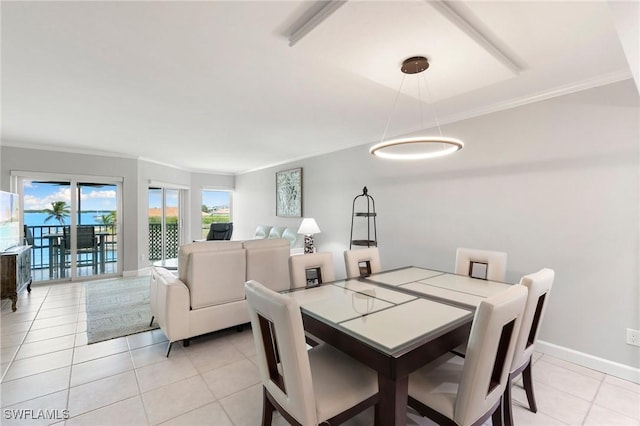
[245,280,319,425]
[206,222,233,240]
[454,284,527,426]
[455,248,507,282]
[63,226,96,250]
[343,247,382,278]
[24,225,34,245]
[511,268,554,371]
[289,252,335,289]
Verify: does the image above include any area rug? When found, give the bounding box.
[85,275,159,344]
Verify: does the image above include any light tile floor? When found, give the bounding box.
[1,281,639,425]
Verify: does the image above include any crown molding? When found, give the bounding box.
[438,69,633,126]
[0,140,138,160]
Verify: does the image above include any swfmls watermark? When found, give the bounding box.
[3,409,70,420]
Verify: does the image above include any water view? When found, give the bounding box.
[24,211,114,227]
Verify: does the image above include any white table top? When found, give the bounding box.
[333,279,417,304]
[366,266,512,308]
[340,298,471,353]
[417,273,512,297]
[284,266,513,355]
[365,267,443,286]
[286,283,395,323]
[400,282,486,308]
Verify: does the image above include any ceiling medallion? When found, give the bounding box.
[370,56,464,160]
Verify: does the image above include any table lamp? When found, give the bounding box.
[297,218,321,254]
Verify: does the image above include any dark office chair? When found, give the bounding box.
[206,222,233,240]
[63,226,98,273]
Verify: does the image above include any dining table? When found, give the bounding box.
[282,266,513,426]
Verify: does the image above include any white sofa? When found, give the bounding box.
[253,225,298,247]
[150,238,291,356]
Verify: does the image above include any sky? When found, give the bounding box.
[24,181,231,211]
[147,189,231,209]
[202,190,231,208]
[23,181,117,211]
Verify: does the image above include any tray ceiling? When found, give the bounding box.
[1,1,635,174]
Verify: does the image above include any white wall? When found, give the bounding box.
[189,172,234,242]
[234,80,640,375]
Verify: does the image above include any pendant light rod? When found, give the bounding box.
[379,73,407,143]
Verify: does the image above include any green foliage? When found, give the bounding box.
[98,211,117,225]
[43,201,70,225]
[202,214,230,225]
[97,211,117,232]
[148,216,179,224]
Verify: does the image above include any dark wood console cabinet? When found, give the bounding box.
[1,245,32,312]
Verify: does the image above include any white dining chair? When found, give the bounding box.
[344,247,382,278]
[289,252,335,289]
[504,268,554,426]
[244,280,379,426]
[408,284,527,426]
[455,247,507,282]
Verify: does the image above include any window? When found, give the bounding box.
[201,190,232,239]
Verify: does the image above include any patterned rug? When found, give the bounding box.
[85,275,159,344]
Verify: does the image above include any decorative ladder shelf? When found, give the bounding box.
[350,186,377,249]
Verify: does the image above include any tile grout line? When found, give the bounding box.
[0,286,51,383]
[66,282,87,422]
[580,372,606,425]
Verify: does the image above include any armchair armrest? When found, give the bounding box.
[153,268,191,342]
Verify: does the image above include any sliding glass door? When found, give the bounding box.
[18,175,121,282]
[148,187,183,263]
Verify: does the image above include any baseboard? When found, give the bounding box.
[123,268,151,277]
[537,340,640,384]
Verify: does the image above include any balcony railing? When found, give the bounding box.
[148,223,179,261]
[26,224,116,273]
[26,223,180,280]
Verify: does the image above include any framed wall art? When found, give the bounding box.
[276,167,302,217]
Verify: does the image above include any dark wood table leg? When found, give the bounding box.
[378,372,408,426]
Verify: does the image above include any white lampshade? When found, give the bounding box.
[297,218,321,234]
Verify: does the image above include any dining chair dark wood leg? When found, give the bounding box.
[522,357,537,412]
[261,387,275,426]
[492,397,504,426]
[504,377,515,426]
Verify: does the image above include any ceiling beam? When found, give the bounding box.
[288,0,348,47]
[428,0,524,75]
